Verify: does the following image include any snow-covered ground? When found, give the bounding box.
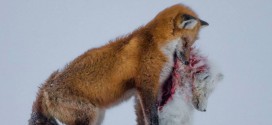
[1,0,271,125]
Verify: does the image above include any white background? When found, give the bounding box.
[1,0,272,125]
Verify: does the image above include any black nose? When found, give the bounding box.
[184,61,189,65]
[203,109,206,112]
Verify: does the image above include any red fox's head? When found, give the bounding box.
[148,4,208,64]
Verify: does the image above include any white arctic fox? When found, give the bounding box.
[158,48,224,125]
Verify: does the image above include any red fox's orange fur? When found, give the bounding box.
[29,4,208,125]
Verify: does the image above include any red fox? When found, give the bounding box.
[29,4,208,125]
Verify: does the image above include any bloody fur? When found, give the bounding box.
[158,47,208,110]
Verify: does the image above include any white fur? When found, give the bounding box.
[179,19,198,30]
[56,119,64,125]
[159,60,223,125]
[159,88,194,125]
[159,38,182,84]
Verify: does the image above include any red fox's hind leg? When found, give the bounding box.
[45,93,100,125]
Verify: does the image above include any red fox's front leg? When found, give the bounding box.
[136,59,161,125]
[135,97,145,125]
[137,84,159,125]
[137,86,159,125]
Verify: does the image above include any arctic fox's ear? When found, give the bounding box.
[179,14,198,30]
[216,73,224,82]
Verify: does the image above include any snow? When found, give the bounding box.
[1,0,272,125]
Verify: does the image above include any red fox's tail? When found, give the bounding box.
[28,93,58,125]
[29,111,58,125]
[29,71,59,125]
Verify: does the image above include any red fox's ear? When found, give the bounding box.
[200,19,209,28]
[179,14,198,30]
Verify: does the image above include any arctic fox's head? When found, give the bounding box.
[191,63,223,112]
